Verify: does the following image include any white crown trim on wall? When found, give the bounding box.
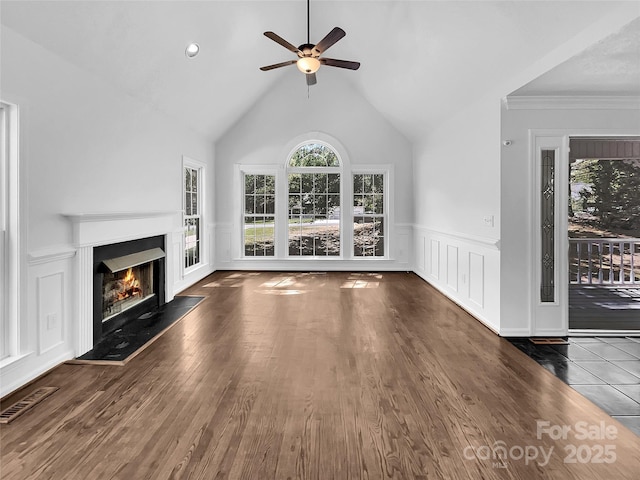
[504,95,640,110]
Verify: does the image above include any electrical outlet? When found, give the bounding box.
[46,313,57,330]
[483,215,494,228]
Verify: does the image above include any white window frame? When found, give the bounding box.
[183,157,206,274]
[0,101,20,362]
[0,103,7,360]
[286,140,344,258]
[352,168,390,258]
[242,170,277,257]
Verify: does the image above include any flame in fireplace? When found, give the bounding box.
[123,267,137,286]
[103,267,143,310]
[120,268,141,300]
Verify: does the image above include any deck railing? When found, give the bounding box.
[569,238,640,285]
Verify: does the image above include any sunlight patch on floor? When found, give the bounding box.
[203,279,243,288]
[256,289,307,295]
[341,281,379,289]
[348,273,383,280]
[260,276,297,288]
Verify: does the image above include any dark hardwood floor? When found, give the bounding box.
[2,271,639,479]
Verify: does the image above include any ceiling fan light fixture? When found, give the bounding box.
[297,56,320,74]
[185,43,200,58]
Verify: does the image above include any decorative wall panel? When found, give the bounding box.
[469,252,484,308]
[430,240,440,279]
[447,245,458,291]
[37,272,64,355]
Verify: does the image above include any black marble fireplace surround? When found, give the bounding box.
[93,235,165,346]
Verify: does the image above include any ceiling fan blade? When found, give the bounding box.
[319,58,360,70]
[306,73,317,86]
[313,27,345,55]
[260,60,297,71]
[264,31,302,56]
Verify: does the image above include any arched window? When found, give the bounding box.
[287,142,341,256]
[288,143,340,167]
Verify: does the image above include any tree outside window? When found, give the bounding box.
[287,143,341,256]
[184,165,201,269]
[244,174,276,256]
[353,173,385,257]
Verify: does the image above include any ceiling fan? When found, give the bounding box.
[259,0,360,86]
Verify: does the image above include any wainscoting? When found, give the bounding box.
[0,214,216,398]
[413,226,501,333]
[0,247,76,397]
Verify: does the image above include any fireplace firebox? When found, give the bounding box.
[93,236,166,346]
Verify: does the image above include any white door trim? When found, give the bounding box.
[529,128,640,336]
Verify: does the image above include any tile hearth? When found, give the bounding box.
[73,296,203,364]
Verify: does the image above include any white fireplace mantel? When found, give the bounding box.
[63,211,182,356]
[63,211,181,247]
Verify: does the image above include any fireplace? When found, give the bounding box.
[93,236,166,346]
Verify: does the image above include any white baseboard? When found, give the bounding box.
[0,349,74,398]
[413,270,500,335]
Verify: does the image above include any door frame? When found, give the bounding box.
[529,128,640,336]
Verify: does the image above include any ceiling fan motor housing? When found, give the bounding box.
[298,44,317,57]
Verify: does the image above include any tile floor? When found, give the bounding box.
[509,336,640,437]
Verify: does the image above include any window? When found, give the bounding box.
[244,174,275,256]
[287,143,341,256]
[235,136,393,262]
[353,173,385,257]
[0,101,17,361]
[0,104,7,359]
[184,161,203,270]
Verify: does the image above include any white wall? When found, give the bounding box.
[500,103,640,336]
[0,27,215,397]
[412,98,640,337]
[214,69,413,270]
[412,94,502,332]
[410,7,640,336]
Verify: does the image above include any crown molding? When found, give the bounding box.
[504,95,640,110]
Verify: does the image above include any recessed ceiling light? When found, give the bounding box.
[185,43,200,58]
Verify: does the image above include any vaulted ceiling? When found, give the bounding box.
[2,1,639,142]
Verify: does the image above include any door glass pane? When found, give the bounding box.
[541,149,555,302]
